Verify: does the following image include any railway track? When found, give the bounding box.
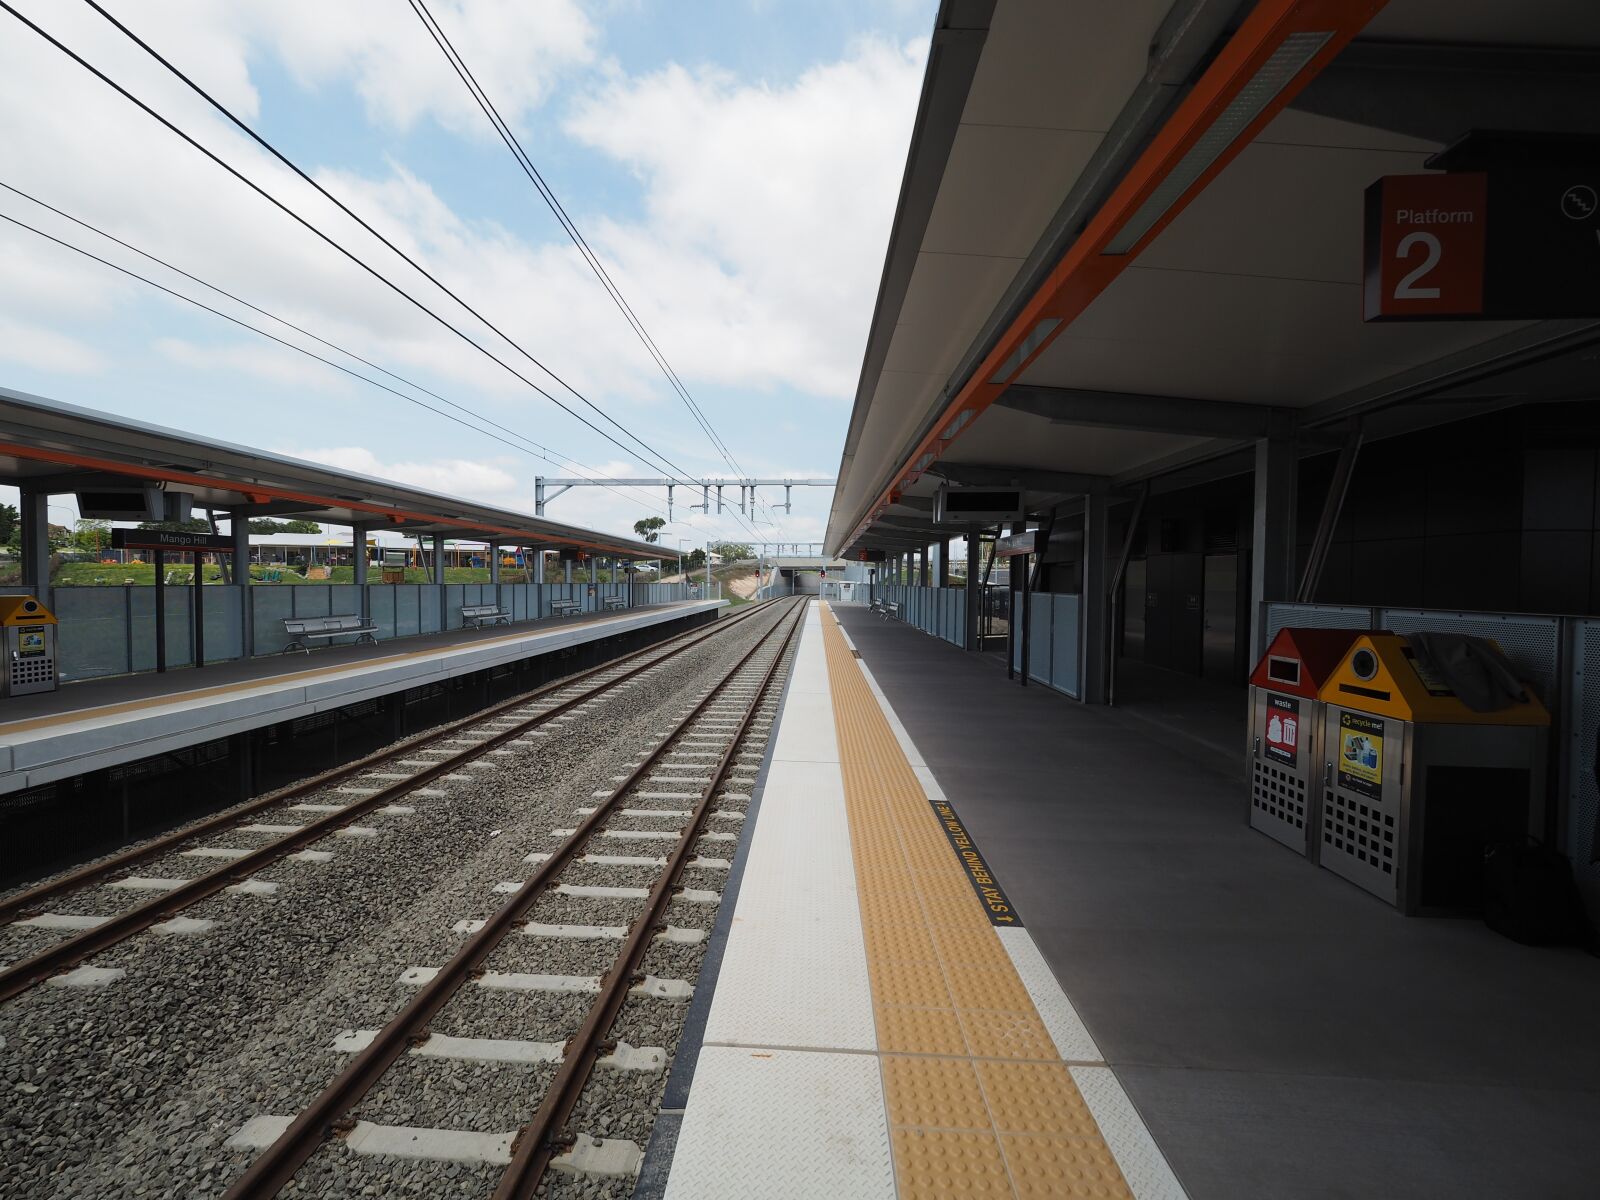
[0,597,785,1005]
[205,595,806,1196]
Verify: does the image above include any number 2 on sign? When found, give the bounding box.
[1394,231,1442,300]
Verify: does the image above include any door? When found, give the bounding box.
[1203,553,1238,681]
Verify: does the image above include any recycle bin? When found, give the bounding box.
[1247,627,1364,860]
[1316,633,1549,914]
[0,595,58,697]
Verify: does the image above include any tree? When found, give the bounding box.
[72,519,111,554]
[633,516,666,543]
[0,503,16,544]
[248,518,322,534]
[710,541,752,561]
[684,548,707,571]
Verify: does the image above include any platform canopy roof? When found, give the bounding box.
[0,386,667,560]
[828,0,1600,555]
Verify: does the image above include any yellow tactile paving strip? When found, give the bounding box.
[821,605,1131,1199]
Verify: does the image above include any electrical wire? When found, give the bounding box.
[0,179,671,509]
[14,0,716,500]
[406,0,779,532]
[78,0,733,508]
[0,203,674,519]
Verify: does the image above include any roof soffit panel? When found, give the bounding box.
[960,0,1175,131]
[882,251,1028,379]
[834,368,944,522]
[1362,0,1600,44]
[921,124,1105,259]
[937,404,1209,476]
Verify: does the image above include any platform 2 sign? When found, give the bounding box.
[110,528,235,553]
[928,796,1022,927]
[1364,170,1600,320]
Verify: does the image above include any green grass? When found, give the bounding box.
[49,560,650,587]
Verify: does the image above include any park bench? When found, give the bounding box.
[281,614,379,654]
[461,602,510,629]
[550,598,582,617]
[881,601,900,620]
[602,596,628,611]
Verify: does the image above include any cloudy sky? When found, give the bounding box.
[0,0,934,547]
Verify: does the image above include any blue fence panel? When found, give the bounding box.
[54,587,132,681]
[1050,594,1081,698]
[251,587,295,655]
[367,585,397,640]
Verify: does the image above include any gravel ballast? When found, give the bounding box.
[0,599,803,1199]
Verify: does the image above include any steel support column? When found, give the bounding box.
[918,547,930,586]
[1081,493,1110,704]
[18,490,49,608]
[964,536,980,650]
[233,514,253,657]
[432,534,446,632]
[936,537,950,587]
[1250,413,1299,662]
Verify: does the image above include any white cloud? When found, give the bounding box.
[0,315,107,374]
[566,38,927,397]
[0,2,920,547]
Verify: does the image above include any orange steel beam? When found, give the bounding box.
[0,441,653,559]
[846,0,1388,549]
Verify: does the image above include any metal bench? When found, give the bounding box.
[602,596,627,611]
[550,599,582,617]
[868,599,885,615]
[461,602,509,629]
[281,614,378,654]
[881,601,900,620]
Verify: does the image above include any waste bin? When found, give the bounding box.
[1247,627,1364,860]
[1316,633,1550,914]
[0,595,58,697]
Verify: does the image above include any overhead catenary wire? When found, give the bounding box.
[17,0,724,509]
[0,179,674,515]
[404,0,784,537]
[0,204,674,519]
[78,0,745,520]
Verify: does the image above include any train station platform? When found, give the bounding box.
[0,600,723,797]
[654,603,1600,1200]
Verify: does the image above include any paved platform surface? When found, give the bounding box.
[0,601,721,794]
[783,605,1600,1200]
[662,602,1181,1198]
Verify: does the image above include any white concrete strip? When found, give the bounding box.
[225,1115,293,1150]
[361,773,414,781]
[677,889,720,905]
[577,807,691,818]
[584,854,664,868]
[14,912,106,931]
[665,1047,892,1199]
[554,884,647,900]
[345,1121,514,1165]
[107,876,185,892]
[333,1029,562,1064]
[180,847,250,860]
[48,966,124,988]
[412,788,450,798]
[1071,1066,1191,1200]
[226,879,279,896]
[400,966,598,994]
[288,803,346,813]
[334,827,379,838]
[995,925,1103,1063]
[522,921,625,940]
[288,850,334,864]
[239,824,302,835]
[335,787,381,796]
[551,1136,643,1179]
[377,805,415,816]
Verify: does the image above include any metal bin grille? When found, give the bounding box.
[1252,759,1307,840]
[1322,787,1398,897]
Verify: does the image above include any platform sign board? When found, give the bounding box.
[994,530,1037,558]
[855,549,886,562]
[1365,170,1600,320]
[110,528,234,553]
